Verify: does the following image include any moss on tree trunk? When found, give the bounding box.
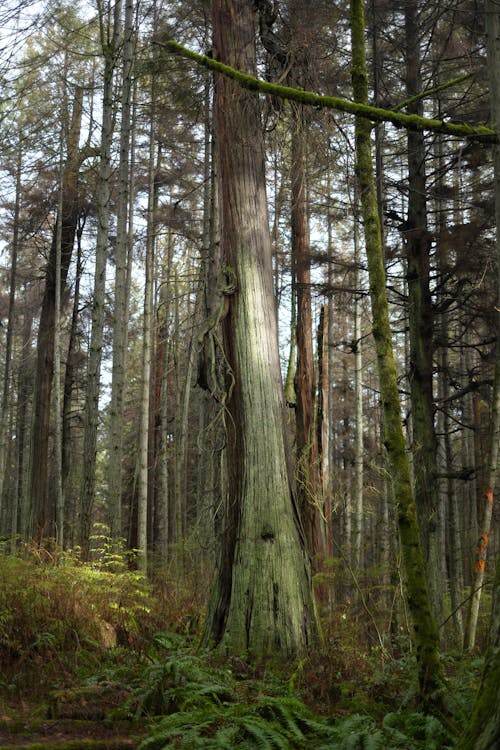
[202,0,318,659]
[350,0,444,710]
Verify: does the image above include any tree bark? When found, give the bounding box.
[460,4,500,742]
[0,140,22,533]
[137,71,157,573]
[202,0,318,658]
[403,0,444,630]
[350,0,445,709]
[79,0,120,559]
[292,107,323,559]
[28,85,83,541]
[108,0,135,542]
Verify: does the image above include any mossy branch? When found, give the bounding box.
[154,38,498,143]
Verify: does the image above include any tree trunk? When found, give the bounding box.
[292,108,323,560]
[62,229,83,549]
[403,0,444,630]
[202,0,318,658]
[108,0,135,542]
[79,0,120,559]
[350,0,444,708]
[460,3,500,739]
[28,85,83,541]
[353,205,364,571]
[0,140,22,533]
[137,74,157,573]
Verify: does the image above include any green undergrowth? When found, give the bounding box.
[0,546,486,749]
[0,542,207,697]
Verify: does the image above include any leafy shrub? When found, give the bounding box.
[0,548,161,691]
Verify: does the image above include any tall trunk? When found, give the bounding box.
[353,205,364,571]
[202,0,318,658]
[350,0,444,708]
[463,0,500,661]
[80,0,120,558]
[403,1,444,630]
[62,226,84,549]
[108,0,135,541]
[292,108,322,559]
[54,109,65,548]
[28,85,83,541]
[316,304,331,556]
[0,140,22,532]
[154,230,173,562]
[137,76,157,573]
[18,311,34,543]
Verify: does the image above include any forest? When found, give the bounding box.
[0,0,499,748]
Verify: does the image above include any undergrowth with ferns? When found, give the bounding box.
[0,542,486,749]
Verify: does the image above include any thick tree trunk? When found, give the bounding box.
[350,0,444,709]
[202,0,318,658]
[28,85,83,541]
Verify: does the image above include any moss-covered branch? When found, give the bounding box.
[155,38,497,143]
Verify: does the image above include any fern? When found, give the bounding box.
[318,714,383,749]
[381,710,454,749]
[119,648,235,718]
[139,693,337,749]
[317,711,453,750]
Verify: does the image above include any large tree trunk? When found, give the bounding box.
[202,0,318,658]
[28,85,83,541]
[350,0,444,709]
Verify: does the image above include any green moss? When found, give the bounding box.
[154,38,497,143]
[349,0,446,717]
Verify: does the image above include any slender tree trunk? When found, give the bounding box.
[353,205,364,571]
[403,0,444,630]
[80,0,120,558]
[108,0,135,542]
[0,140,22,532]
[350,0,444,708]
[316,304,331,557]
[154,229,173,563]
[464,0,500,660]
[18,310,34,543]
[202,0,318,658]
[61,225,84,549]
[137,75,157,573]
[54,104,66,548]
[292,107,322,559]
[460,6,500,745]
[28,85,83,541]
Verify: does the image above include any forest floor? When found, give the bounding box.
[0,549,489,749]
[0,692,148,749]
